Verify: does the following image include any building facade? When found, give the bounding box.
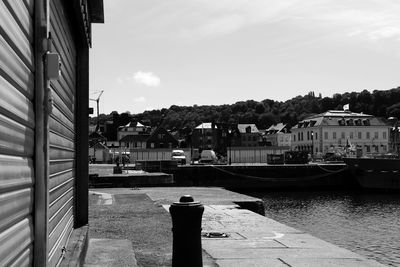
[191,122,214,150]
[237,124,261,147]
[0,1,104,266]
[146,127,179,148]
[117,121,151,140]
[263,123,291,147]
[291,110,390,156]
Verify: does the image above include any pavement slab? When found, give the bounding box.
[84,238,137,267]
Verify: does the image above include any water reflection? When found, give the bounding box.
[250,191,400,266]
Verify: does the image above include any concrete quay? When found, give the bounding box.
[82,187,384,267]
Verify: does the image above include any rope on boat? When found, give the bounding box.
[210,164,348,182]
[316,164,348,173]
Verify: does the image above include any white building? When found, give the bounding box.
[291,110,390,156]
[263,123,291,147]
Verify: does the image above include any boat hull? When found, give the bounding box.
[343,157,400,190]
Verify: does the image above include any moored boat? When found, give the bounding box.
[343,156,400,190]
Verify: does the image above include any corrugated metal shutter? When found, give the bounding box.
[0,0,35,266]
[48,0,77,265]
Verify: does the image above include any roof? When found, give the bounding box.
[266,123,286,133]
[89,131,106,140]
[292,110,388,129]
[237,124,259,133]
[195,123,213,129]
[119,134,150,142]
[309,110,372,119]
[90,142,108,149]
[119,121,147,129]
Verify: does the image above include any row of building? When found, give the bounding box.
[90,109,399,160]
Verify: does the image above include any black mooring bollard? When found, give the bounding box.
[169,195,204,267]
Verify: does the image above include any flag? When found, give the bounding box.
[343,104,350,111]
[346,139,351,148]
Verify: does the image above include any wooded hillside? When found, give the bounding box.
[93,87,400,139]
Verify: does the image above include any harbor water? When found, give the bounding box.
[251,190,400,266]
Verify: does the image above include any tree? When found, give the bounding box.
[255,103,266,114]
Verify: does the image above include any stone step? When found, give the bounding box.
[84,238,138,267]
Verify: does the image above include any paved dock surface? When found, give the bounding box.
[85,187,385,266]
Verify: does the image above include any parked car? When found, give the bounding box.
[199,150,218,164]
[171,149,186,165]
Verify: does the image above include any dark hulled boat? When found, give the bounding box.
[343,156,400,190]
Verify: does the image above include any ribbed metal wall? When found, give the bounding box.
[48,0,77,265]
[0,0,35,266]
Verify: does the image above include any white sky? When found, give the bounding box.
[89,0,400,115]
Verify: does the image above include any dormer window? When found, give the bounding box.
[363,119,370,126]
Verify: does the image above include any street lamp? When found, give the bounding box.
[388,117,399,154]
[311,131,314,159]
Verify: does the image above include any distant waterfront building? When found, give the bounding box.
[119,127,178,149]
[119,134,149,149]
[117,121,151,140]
[192,122,214,150]
[291,110,390,155]
[263,123,291,147]
[237,124,261,147]
[146,127,179,148]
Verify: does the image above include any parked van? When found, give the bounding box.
[199,150,217,164]
[171,149,186,165]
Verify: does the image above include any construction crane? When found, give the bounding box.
[89,90,104,132]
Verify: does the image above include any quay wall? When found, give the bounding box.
[171,164,357,189]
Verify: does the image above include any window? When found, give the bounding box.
[301,132,304,141]
[151,143,155,148]
[350,132,353,139]
[315,132,318,140]
[383,132,387,139]
[374,145,378,152]
[298,132,301,141]
[374,132,378,139]
[324,132,328,139]
[307,131,310,140]
[366,132,370,139]
[383,145,387,151]
[333,132,336,139]
[358,132,362,139]
[366,145,370,152]
[293,135,296,142]
[341,132,345,139]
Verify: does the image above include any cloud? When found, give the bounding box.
[178,0,300,38]
[145,0,400,43]
[133,71,160,87]
[134,96,146,102]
